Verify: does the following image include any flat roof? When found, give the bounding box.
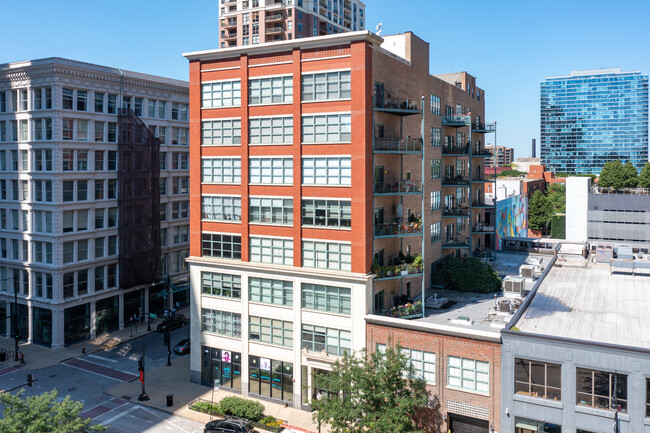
[512,257,650,349]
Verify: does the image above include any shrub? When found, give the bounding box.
[434,256,501,293]
[262,415,283,429]
[219,396,265,422]
[550,215,565,239]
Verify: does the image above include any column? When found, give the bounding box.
[89,300,96,340]
[118,292,124,330]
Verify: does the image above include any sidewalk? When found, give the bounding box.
[105,355,321,433]
[0,308,186,370]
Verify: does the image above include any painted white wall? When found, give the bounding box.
[565,177,590,242]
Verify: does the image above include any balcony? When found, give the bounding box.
[374,180,423,196]
[221,0,236,4]
[472,148,493,157]
[222,32,237,40]
[471,174,497,183]
[374,221,423,239]
[442,206,470,217]
[471,224,495,233]
[442,144,470,155]
[442,176,470,186]
[441,115,470,127]
[442,236,470,249]
[221,19,237,29]
[471,122,496,133]
[373,97,422,116]
[265,26,284,35]
[374,137,423,154]
[373,263,423,281]
[471,197,496,208]
[265,13,284,22]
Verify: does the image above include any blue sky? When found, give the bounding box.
[2,0,648,159]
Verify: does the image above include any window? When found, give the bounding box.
[202,158,241,184]
[108,236,117,255]
[302,114,351,143]
[171,201,188,219]
[515,358,561,400]
[107,207,118,227]
[19,120,28,141]
[94,92,104,112]
[249,277,293,306]
[202,233,241,259]
[63,119,74,140]
[134,98,143,116]
[302,157,351,186]
[514,418,561,433]
[77,150,88,170]
[33,211,52,233]
[249,117,293,144]
[201,308,241,338]
[447,356,489,394]
[201,272,241,299]
[202,196,241,221]
[63,272,74,298]
[107,123,117,143]
[249,157,293,184]
[431,159,441,179]
[63,242,74,264]
[249,316,293,347]
[302,199,351,228]
[249,76,293,105]
[431,191,441,211]
[249,236,293,265]
[430,222,441,243]
[430,94,440,115]
[107,264,117,288]
[301,325,350,356]
[202,119,241,145]
[172,226,189,244]
[302,71,351,101]
[62,88,74,110]
[576,368,627,412]
[301,283,350,315]
[77,90,87,111]
[95,237,105,258]
[172,177,188,195]
[249,197,293,225]
[431,127,441,147]
[302,240,351,271]
[202,80,241,108]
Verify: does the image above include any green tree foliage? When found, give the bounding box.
[550,215,566,239]
[311,345,428,433]
[622,161,639,188]
[528,189,553,232]
[598,159,638,189]
[0,389,106,433]
[433,256,501,293]
[546,183,566,213]
[497,169,526,177]
[638,162,650,189]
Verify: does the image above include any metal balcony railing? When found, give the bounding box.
[471,197,496,207]
[374,264,423,279]
[472,174,497,182]
[374,137,423,153]
[442,145,470,155]
[265,14,284,22]
[374,181,423,194]
[472,224,495,233]
[443,236,470,248]
[222,32,237,39]
[265,27,284,34]
[221,19,237,28]
[373,97,421,112]
[472,122,496,133]
[441,115,470,126]
[442,207,470,217]
[442,176,470,185]
[374,222,423,237]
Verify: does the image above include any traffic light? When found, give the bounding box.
[27,374,33,387]
[138,357,144,372]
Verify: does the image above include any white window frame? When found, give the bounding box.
[202,118,241,146]
[302,156,351,186]
[249,157,293,185]
[201,80,241,108]
[302,113,351,144]
[249,236,293,266]
[201,157,242,184]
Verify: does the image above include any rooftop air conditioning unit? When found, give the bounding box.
[502,275,526,297]
[520,264,535,279]
[498,300,511,313]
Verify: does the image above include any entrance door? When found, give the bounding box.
[448,414,489,433]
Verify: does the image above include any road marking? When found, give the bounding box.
[139,405,196,433]
[98,403,139,425]
[73,357,138,377]
[87,354,118,363]
[62,363,123,382]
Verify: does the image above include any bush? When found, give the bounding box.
[262,415,283,429]
[219,396,265,422]
[434,256,501,293]
[550,215,565,239]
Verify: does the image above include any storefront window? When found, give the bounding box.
[515,417,561,433]
[64,303,90,345]
[249,355,293,402]
[200,346,241,390]
[96,296,119,333]
[32,307,52,346]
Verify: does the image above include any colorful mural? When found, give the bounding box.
[496,194,528,250]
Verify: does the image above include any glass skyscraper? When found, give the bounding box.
[540,68,648,175]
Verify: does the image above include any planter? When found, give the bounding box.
[400,270,408,275]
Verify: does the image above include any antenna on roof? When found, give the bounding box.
[375,23,382,36]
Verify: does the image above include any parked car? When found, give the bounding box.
[156,314,187,332]
[204,417,256,433]
[173,338,190,355]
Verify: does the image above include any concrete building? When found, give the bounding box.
[486,178,545,202]
[501,245,650,433]
[512,157,540,174]
[485,145,514,168]
[219,0,366,48]
[0,58,190,348]
[541,68,649,175]
[183,30,495,409]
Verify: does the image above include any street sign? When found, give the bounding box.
[149,313,157,319]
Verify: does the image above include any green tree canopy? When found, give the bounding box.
[311,345,428,433]
[598,159,638,189]
[638,162,650,189]
[528,189,553,232]
[622,161,639,188]
[433,256,501,293]
[0,389,106,433]
[546,183,566,213]
[497,169,526,177]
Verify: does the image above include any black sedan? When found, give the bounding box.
[204,417,256,433]
[156,314,187,332]
[173,338,190,355]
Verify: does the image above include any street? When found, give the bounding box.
[0,324,204,433]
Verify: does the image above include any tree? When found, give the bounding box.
[433,256,501,293]
[546,183,566,213]
[311,345,428,433]
[622,161,639,188]
[598,159,624,189]
[528,189,553,233]
[497,169,526,177]
[0,389,106,433]
[638,162,650,189]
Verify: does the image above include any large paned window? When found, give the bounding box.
[201,308,241,338]
[249,76,293,105]
[202,119,241,145]
[201,272,241,299]
[201,196,242,222]
[514,418,561,433]
[302,114,351,143]
[249,356,293,402]
[302,240,351,271]
[302,157,351,186]
[576,368,627,412]
[301,199,351,228]
[301,283,350,315]
[202,81,241,108]
[431,159,441,179]
[249,157,293,184]
[431,191,441,211]
[302,71,351,101]
[249,197,293,225]
[430,94,440,115]
[202,158,241,184]
[249,237,293,265]
[447,356,489,394]
[430,222,441,243]
[301,325,350,356]
[249,277,293,306]
[201,233,242,259]
[515,358,561,400]
[249,316,293,347]
[431,127,441,147]
[249,117,293,145]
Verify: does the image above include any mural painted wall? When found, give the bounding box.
[496,194,528,250]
